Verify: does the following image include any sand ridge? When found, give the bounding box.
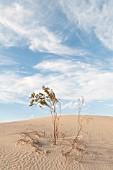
[0,115,113,170]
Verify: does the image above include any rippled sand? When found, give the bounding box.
[0,115,113,170]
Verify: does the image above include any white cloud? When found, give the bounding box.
[34,59,113,102]
[34,59,96,74]
[1,0,113,53]
[0,2,85,56]
[34,59,76,72]
[28,27,85,56]
[1,59,113,105]
[60,0,113,50]
[62,101,77,110]
[0,72,43,104]
[0,60,113,103]
[0,55,18,65]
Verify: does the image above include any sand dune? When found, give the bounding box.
[0,115,113,170]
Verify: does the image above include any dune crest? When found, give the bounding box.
[0,115,113,170]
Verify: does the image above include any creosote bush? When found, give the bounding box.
[29,85,61,145]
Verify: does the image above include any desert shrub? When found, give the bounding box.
[64,97,91,162]
[29,85,61,145]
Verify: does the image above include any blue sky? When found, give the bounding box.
[0,0,113,122]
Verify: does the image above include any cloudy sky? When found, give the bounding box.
[0,0,113,122]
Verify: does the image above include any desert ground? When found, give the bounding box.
[0,115,113,170]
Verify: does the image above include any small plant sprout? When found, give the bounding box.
[65,96,87,157]
[76,96,85,133]
[29,85,61,145]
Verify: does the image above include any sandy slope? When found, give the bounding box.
[0,115,113,170]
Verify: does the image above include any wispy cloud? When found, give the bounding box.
[1,1,113,54]
[34,59,113,102]
[34,59,96,74]
[60,0,113,51]
[0,55,18,66]
[1,0,113,107]
[1,59,113,104]
[0,72,44,104]
[0,2,85,56]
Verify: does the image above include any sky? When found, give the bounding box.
[0,0,113,122]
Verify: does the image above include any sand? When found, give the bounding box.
[0,115,113,170]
